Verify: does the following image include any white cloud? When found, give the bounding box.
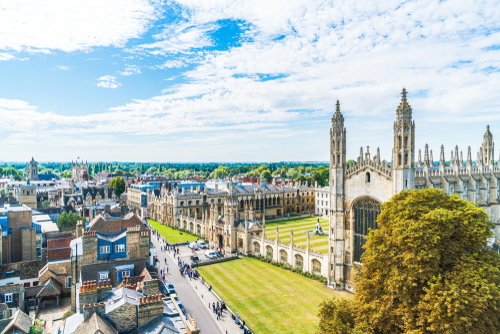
[0,52,15,61]
[1,0,500,161]
[0,0,159,53]
[56,65,70,70]
[96,75,122,89]
[118,65,141,76]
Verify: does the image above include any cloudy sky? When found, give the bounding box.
[0,0,499,163]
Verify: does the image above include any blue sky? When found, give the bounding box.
[0,0,499,162]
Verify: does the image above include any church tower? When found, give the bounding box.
[329,100,346,286]
[392,88,415,194]
[27,157,38,181]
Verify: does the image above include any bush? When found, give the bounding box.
[249,253,327,285]
[62,310,75,320]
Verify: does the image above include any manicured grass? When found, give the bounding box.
[198,257,350,334]
[265,217,329,254]
[148,219,198,244]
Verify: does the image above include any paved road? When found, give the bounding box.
[150,234,223,334]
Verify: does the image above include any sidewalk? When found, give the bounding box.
[167,251,246,334]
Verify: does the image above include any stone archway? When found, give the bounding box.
[295,254,303,269]
[266,245,273,258]
[189,222,194,232]
[279,249,288,263]
[196,224,201,235]
[253,241,260,254]
[311,259,321,273]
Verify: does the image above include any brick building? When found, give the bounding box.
[70,213,153,311]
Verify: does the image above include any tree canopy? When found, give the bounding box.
[318,189,500,334]
[57,211,81,229]
[109,176,126,198]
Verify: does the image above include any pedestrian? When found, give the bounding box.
[167,267,169,274]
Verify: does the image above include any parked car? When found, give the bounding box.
[190,255,199,262]
[204,250,217,260]
[215,251,224,259]
[197,240,207,249]
[188,242,199,250]
[165,282,175,294]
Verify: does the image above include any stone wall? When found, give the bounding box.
[81,233,97,264]
[108,302,137,332]
[137,295,163,328]
[126,230,140,260]
[83,302,105,320]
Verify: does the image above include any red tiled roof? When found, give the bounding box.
[48,248,71,261]
[88,215,146,234]
[47,237,73,249]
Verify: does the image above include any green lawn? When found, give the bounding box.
[148,219,198,244]
[198,257,349,334]
[265,217,329,254]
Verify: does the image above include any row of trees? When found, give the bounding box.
[318,189,500,334]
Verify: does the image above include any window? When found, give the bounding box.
[5,271,14,278]
[4,294,12,303]
[99,272,109,280]
[366,172,371,183]
[100,246,110,254]
[66,276,72,289]
[122,271,130,278]
[115,244,125,253]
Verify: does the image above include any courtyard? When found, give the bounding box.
[197,257,350,334]
[265,216,329,254]
[148,219,199,244]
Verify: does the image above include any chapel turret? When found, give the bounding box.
[481,125,494,166]
[392,88,415,194]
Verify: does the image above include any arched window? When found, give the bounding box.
[279,250,288,263]
[353,197,381,263]
[366,172,371,183]
[312,259,321,273]
[295,254,303,269]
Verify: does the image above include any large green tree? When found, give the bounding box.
[109,176,126,198]
[57,211,81,229]
[319,189,500,334]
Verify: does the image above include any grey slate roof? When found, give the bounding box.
[0,310,32,334]
[80,258,147,287]
[74,311,117,334]
[0,284,22,294]
[138,315,180,334]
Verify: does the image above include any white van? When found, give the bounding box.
[204,250,216,260]
[197,240,207,249]
[188,242,199,250]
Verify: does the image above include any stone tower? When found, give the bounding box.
[27,157,38,181]
[481,125,494,166]
[392,88,415,194]
[329,100,346,286]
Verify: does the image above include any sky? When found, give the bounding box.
[0,0,499,163]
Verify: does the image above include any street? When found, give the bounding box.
[150,234,223,334]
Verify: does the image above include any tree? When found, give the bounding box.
[57,212,81,229]
[109,176,126,198]
[40,200,50,209]
[297,165,305,174]
[353,189,500,334]
[262,170,272,183]
[318,297,360,334]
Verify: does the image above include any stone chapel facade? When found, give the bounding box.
[329,88,500,291]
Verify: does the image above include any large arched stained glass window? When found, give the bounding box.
[353,197,381,263]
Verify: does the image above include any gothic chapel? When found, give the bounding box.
[329,88,500,290]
